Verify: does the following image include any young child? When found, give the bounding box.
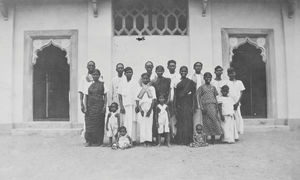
[106,102,120,146]
[155,95,171,147]
[218,85,239,143]
[112,126,132,150]
[136,73,156,147]
[189,124,208,147]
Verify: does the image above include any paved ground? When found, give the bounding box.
[0,129,299,180]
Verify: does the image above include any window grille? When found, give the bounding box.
[113,0,188,36]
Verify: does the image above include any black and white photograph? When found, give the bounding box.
[0,0,299,179]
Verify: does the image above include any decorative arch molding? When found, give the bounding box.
[229,37,267,62]
[221,28,276,119]
[23,30,78,123]
[32,39,71,65]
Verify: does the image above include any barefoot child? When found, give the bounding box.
[112,126,132,150]
[189,124,208,147]
[218,85,239,143]
[106,102,120,146]
[155,95,171,147]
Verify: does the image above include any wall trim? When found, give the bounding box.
[221,28,276,119]
[23,30,78,123]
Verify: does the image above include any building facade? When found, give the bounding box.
[0,0,299,132]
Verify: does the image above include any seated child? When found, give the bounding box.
[218,85,239,144]
[112,126,132,150]
[189,124,208,147]
[106,102,120,146]
[156,95,171,147]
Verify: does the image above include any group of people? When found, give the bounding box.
[78,60,245,149]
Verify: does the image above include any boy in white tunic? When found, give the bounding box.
[225,67,245,134]
[155,95,171,147]
[106,102,121,146]
[136,73,156,147]
[218,85,239,143]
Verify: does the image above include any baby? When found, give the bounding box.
[112,126,132,150]
[189,124,208,147]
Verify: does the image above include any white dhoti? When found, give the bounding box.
[234,105,244,134]
[138,102,153,143]
[222,115,239,143]
[121,105,137,141]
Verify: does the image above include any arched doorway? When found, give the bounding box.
[231,42,267,118]
[33,44,70,121]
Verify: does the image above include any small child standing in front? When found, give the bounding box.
[218,85,239,143]
[155,95,171,147]
[189,124,208,147]
[106,102,120,146]
[112,126,132,150]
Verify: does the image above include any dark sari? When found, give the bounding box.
[85,81,106,145]
[175,78,196,145]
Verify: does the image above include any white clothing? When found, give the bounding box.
[78,74,93,95]
[137,85,156,143]
[164,72,180,101]
[121,105,137,141]
[234,105,244,134]
[224,80,245,103]
[106,112,119,138]
[221,115,239,143]
[218,96,235,116]
[224,80,245,134]
[157,104,170,134]
[117,79,138,106]
[111,75,125,104]
[118,134,131,148]
[190,73,204,90]
[211,79,226,96]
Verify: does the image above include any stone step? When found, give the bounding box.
[244,118,287,126]
[11,128,82,136]
[13,122,83,129]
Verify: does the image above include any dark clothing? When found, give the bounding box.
[175,78,196,145]
[85,81,106,144]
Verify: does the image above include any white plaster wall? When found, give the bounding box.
[0,8,14,124]
[286,1,300,120]
[112,36,190,80]
[12,0,88,123]
[210,0,288,119]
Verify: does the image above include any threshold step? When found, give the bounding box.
[11,128,83,136]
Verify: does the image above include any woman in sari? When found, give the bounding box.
[197,72,222,144]
[174,66,196,145]
[84,69,108,146]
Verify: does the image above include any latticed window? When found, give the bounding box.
[113,0,188,36]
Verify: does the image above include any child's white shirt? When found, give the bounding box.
[218,96,235,116]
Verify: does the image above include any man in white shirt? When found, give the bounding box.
[224,67,246,134]
[139,61,157,86]
[190,62,205,134]
[190,62,205,90]
[164,60,180,139]
[111,63,125,105]
[211,65,226,96]
[118,67,138,142]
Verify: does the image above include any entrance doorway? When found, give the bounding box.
[33,44,70,121]
[231,42,267,118]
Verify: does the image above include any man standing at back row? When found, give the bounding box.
[164,60,180,139]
